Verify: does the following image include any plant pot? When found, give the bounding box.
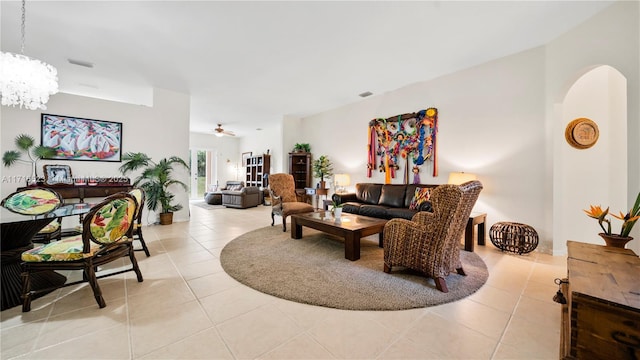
[27,162,38,186]
[319,181,326,189]
[159,212,173,225]
[334,207,342,220]
[598,233,633,248]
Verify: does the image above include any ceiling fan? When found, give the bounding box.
[214,124,235,137]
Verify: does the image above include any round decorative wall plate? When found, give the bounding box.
[565,118,599,149]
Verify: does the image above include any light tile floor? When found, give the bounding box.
[1,203,567,359]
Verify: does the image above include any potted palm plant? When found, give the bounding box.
[119,152,189,225]
[312,155,333,189]
[2,134,56,185]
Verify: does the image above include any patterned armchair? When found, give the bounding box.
[269,173,314,231]
[383,180,483,292]
[20,192,143,312]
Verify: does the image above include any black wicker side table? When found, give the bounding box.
[489,222,539,254]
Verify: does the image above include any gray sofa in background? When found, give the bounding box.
[204,181,244,205]
[221,185,261,209]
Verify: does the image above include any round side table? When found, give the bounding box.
[489,222,539,254]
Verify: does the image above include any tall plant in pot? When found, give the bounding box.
[119,152,189,225]
[312,155,333,189]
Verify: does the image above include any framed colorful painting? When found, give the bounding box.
[41,113,122,162]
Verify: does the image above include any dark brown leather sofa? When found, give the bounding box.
[332,183,437,220]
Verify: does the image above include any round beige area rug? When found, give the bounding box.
[220,225,488,310]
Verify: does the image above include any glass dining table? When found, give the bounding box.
[0,203,94,311]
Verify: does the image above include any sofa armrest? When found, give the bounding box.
[242,186,260,195]
[332,193,357,205]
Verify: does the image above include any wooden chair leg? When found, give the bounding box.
[129,247,144,282]
[384,263,392,273]
[434,277,449,293]
[21,268,32,312]
[136,229,150,257]
[282,217,287,232]
[271,212,275,226]
[84,264,106,308]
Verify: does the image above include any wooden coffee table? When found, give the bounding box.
[291,212,388,261]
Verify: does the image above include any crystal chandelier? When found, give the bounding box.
[0,0,58,110]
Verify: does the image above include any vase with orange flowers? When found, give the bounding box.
[584,192,640,248]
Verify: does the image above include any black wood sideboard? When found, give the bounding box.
[18,183,132,203]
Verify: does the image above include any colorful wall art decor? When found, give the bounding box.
[367,108,438,184]
[41,114,122,162]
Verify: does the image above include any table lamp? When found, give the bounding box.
[447,172,477,185]
[334,174,351,193]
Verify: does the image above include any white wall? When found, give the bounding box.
[1,88,191,225]
[239,122,282,177]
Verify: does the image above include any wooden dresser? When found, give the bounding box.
[561,241,640,359]
[19,182,132,203]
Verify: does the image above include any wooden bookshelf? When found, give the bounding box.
[289,152,311,190]
[245,154,270,188]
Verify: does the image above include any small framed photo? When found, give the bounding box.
[43,164,73,185]
[242,152,252,166]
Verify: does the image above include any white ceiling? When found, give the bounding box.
[1,1,614,137]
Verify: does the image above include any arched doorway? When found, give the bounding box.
[553,65,631,254]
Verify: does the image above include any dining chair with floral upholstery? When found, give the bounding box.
[32,218,62,243]
[2,187,64,243]
[20,192,143,312]
[1,188,62,215]
[268,173,314,231]
[1,188,65,310]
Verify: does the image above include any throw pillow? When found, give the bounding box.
[409,187,431,210]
